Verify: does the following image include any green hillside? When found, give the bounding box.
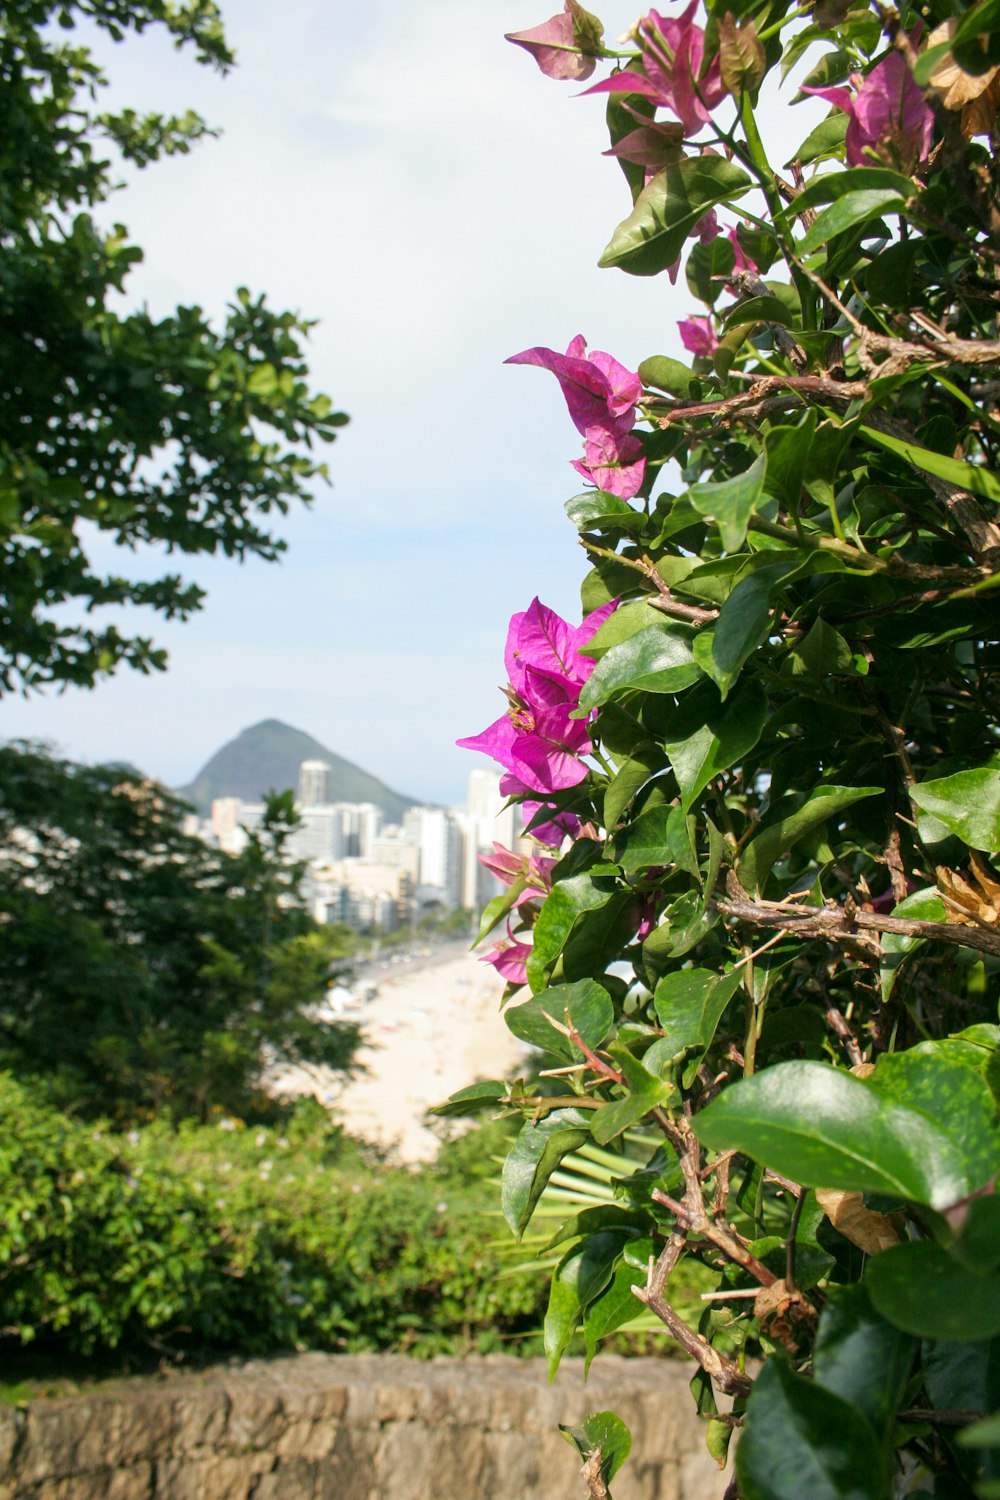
[176,720,419,822]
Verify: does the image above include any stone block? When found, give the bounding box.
[154,1452,274,1500]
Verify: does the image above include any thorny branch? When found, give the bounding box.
[581,1449,610,1500]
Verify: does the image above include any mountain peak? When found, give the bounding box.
[175,721,419,822]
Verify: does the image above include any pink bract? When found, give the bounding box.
[678,314,718,357]
[505,1,603,81]
[582,1,726,137]
[804,52,932,171]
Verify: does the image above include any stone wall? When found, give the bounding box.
[0,1354,725,1500]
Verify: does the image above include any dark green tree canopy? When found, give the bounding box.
[0,0,348,692]
[0,742,360,1122]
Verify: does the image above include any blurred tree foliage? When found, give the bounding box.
[0,0,347,692]
[0,743,361,1123]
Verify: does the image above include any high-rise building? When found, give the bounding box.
[298,759,331,807]
[403,806,463,907]
[459,768,521,907]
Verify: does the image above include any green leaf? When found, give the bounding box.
[565,491,642,534]
[559,1410,632,1485]
[911,765,1000,852]
[861,424,1000,504]
[651,967,744,1083]
[792,165,916,212]
[578,624,700,713]
[798,189,906,254]
[693,1061,970,1209]
[616,802,696,876]
[879,885,946,1000]
[583,600,667,659]
[545,1232,634,1377]
[866,1242,1000,1341]
[502,1109,592,1239]
[526,874,615,991]
[708,562,790,698]
[603,744,664,829]
[582,1258,647,1369]
[430,1080,507,1118]
[784,617,855,677]
[543,1205,648,1253]
[591,1047,671,1144]
[739,784,882,892]
[474,876,527,945]
[787,112,848,167]
[638,355,698,397]
[689,453,767,553]
[736,1361,889,1500]
[599,157,753,277]
[866,1046,1000,1192]
[665,677,768,811]
[813,1285,917,1440]
[505,979,615,1062]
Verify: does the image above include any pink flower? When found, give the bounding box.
[478,842,557,904]
[505,0,604,82]
[727,226,757,277]
[458,598,616,796]
[570,426,646,498]
[481,922,532,985]
[506,336,646,500]
[678,315,718,357]
[506,335,641,436]
[804,52,933,171]
[583,2,726,137]
[500,774,583,847]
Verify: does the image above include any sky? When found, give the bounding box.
[5,0,825,806]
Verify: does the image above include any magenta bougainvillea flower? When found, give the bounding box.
[499,773,583,847]
[727,226,757,277]
[505,0,604,82]
[478,842,557,903]
[458,597,615,797]
[804,52,933,171]
[506,336,646,500]
[678,314,718,357]
[583,2,726,137]
[481,921,532,985]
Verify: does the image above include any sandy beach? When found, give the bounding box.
[269,943,524,1161]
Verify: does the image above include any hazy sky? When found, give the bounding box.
[6,0,823,804]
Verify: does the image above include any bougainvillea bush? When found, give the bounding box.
[445,0,1000,1494]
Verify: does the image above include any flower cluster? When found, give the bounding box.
[458,596,613,798]
[505,336,645,499]
[805,51,933,172]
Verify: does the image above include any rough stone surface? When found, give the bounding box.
[0,1355,725,1499]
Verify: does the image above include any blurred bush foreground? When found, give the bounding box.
[0,1077,549,1376]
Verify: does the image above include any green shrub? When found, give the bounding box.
[0,1076,543,1362]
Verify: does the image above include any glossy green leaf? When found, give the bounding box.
[693,1061,970,1209]
[543,1205,648,1253]
[689,453,767,553]
[652,967,744,1081]
[665,677,768,811]
[599,157,753,277]
[736,1360,889,1500]
[565,491,642,533]
[787,112,848,167]
[866,1047,1000,1191]
[866,1242,1000,1340]
[526,874,615,990]
[583,600,666,659]
[709,562,790,698]
[505,979,615,1062]
[545,1231,634,1377]
[739,784,882,892]
[638,354,698,397]
[582,1257,647,1370]
[793,165,916,212]
[798,189,905,254]
[861,424,1000,504]
[879,885,946,1000]
[591,1047,671,1144]
[430,1080,507,1118]
[578,624,700,712]
[603,744,664,829]
[813,1285,916,1440]
[910,765,1000,852]
[616,802,696,876]
[474,875,527,945]
[502,1109,592,1239]
[559,1410,632,1485]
